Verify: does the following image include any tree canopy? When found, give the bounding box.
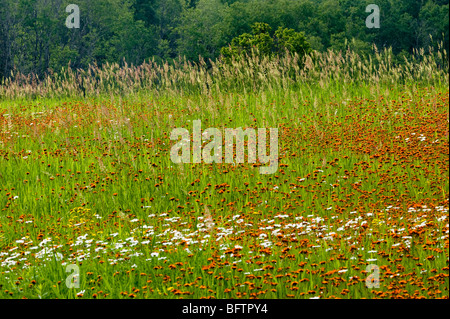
[220,22,311,63]
[0,0,448,80]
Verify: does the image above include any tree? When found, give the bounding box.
[417,0,449,50]
[176,0,228,61]
[274,26,311,57]
[1,0,448,81]
[220,22,311,62]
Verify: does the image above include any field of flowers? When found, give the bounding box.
[0,47,448,299]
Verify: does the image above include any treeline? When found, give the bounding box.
[0,0,448,80]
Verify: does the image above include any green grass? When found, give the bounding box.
[0,49,448,299]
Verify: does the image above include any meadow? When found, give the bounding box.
[0,45,448,299]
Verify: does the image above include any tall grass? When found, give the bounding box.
[1,44,448,101]
[0,43,448,300]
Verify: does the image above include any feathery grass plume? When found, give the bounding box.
[204,206,214,233]
[0,42,448,100]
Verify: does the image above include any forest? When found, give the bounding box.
[0,0,448,80]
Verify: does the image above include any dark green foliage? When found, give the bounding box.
[0,0,448,80]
